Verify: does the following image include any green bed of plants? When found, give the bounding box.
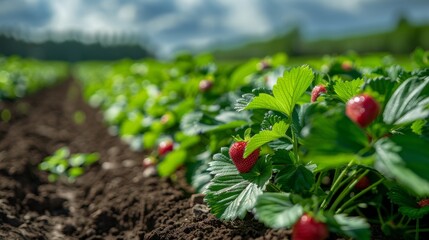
[75,49,429,239]
[0,55,68,101]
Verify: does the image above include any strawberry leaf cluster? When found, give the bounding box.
[203,54,429,239]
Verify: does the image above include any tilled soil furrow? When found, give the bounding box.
[0,79,288,240]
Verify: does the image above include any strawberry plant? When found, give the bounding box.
[0,56,67,100]
[204,61,429,239]
[75,50,429,239]
[39,147,100,182]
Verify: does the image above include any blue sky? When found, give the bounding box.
[1,0,429,57]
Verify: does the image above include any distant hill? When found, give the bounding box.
[0,34,154,62]
[213,17,429,60]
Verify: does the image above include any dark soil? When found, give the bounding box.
[0,79,290,240]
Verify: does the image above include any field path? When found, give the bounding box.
[0,79,288,239]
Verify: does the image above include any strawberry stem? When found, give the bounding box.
[415,218,420,240]
[320,160,355,209]
[266,182,282,192]
[291,128,299,164]
[336,178,384,214]
[329,169,370,212]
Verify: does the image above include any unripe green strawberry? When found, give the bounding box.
[311,85,326,102]
[292,214,329,240]
[346,94,380,128]
[418,199,429,208]
[229,141,260,173]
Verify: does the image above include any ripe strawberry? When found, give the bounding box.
[292,214,329,240]
[199,79,213,92]
[418,199,429,208]
[229,141,260,173]
[311,85,327,102]
[158,140,174,156]
[346,94,380,128]
[355,176,371,190]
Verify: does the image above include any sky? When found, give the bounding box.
[1,0,429,57]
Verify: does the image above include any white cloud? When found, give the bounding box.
[1,0,429,57]
[118,4,137,22]
[218,0,271,35]
[322,0,371,13]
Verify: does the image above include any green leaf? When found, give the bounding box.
[388,185,418,207]
[275,165,315,193]
[55,147,70,159]
[83,153,100,166]
[245,66,314,117]
[334,78,364,102]
[411,119,427,135]
[244,121,289,158]
[303,110,368,154]
[399,206,429,219]
[375,136,429,196]
[158,149,187,177]
[383,77,429,125]
[261,111,285,130]
[327,214,371,240]
[307,153,374,171]
[204,147,271,220]
[235,93,255,112]
[69,155,85,167]
[254,192,303,229]
[68,167,84,178]
[363,77,397,104]
[120,113,143,135]
[181,111,249,135]
[388,186,429,218]
[241,155,273,188]
[229,59,259,90]
[302,109,369,170]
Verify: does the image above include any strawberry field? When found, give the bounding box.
[1,50,429,239]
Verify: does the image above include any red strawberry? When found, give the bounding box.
[418,199,429,208]
[346,94,380,128]
[311,85,327,102]
[158,140,174,156]
[292,214,329,240]
[229,141,260,173]
[199,79,213,92]
[355,176,371,190]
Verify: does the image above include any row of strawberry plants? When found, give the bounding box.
[75,50,429,239]
[74,53,286,180]
[0,55,68,101]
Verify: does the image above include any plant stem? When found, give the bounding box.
[311,171,325,192]
[329,169,370,212]
[376,208,385,225]
[398,215,406,226]
[336,178,384,214]
[415,218,420,240]
[407,228,429,233]
[320,161,355,209]
[292,129,299,165]
[266,182,282,192]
